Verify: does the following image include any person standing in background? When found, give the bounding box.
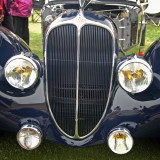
[0,0,4,24]
[2,0,14,32]
[11,0,32,45]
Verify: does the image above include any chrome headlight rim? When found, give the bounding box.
[118,57,153,93]
[4,55,39,89]
[17,124,42,150]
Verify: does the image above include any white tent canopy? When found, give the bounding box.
[144,0,160,26]
[144,0,160,14]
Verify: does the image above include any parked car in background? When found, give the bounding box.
[0,0,160,154]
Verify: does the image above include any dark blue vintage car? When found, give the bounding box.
[0,0,160,154]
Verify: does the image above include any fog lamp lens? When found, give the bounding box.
[108,128,133,154]
[17,125,42,150]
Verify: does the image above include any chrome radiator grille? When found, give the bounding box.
[47,25,77,136]
[46,24,113,138]
[78,25,113,137]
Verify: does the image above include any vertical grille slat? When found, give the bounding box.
[47,24,113,138]
[78,25,113,137]
[47,25,77,136]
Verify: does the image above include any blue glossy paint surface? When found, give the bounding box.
[0,17,160,148]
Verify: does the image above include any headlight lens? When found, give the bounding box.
[5,55,38,89]
[17,124,42,150]
[108,128,133,154]
[118,58,152,93]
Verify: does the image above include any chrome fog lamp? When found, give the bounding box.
[17,124,42,150]
[118,57,152,93]
[5,55,38,89]
[108,128,133,154]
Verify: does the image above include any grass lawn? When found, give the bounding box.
[29,22,43,59]
[1,132,160,160]
[145,24,160,48]
[0,22,159,160]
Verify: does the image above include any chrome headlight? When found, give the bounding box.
[5,55,38,89]
[108,128,133,154]
[17,124,42,150]
[118,57,152,93]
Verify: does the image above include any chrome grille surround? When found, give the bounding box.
[44,10,116,139]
